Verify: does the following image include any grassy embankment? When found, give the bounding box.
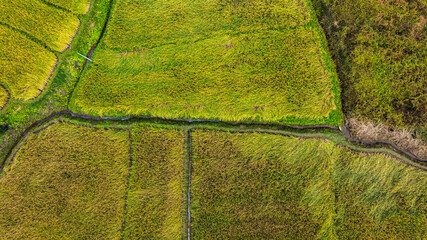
[0,0,80,52]
[0,123,129,239]
[191,130,426,239]
[0,25,57,101]
[0,0,111,164]
[70,0,342,125]
[45,0,91,14]
[312,0,426,129]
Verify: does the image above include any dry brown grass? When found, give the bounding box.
[346,118,427,159]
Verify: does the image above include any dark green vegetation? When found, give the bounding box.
[124,126,186,239]
[105,0,311,49]
[0,25,57,100]
[0,123,130,239]
[45,0,91,14]
[312,0,426,128]
[191,130,426,239]
[70,0,342,125]
[0,0,80,52]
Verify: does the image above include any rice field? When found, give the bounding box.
[0,0,80,52]
[71,27,339,124]
[0,25,57,101]
[123,126,185,239]
[105,0,311,50]
[0,122,187,239]
[45,0,91,14]
[191,130,426,239]
[333,149,426,239]
[0,123,130,239]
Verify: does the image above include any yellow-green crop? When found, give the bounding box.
[0,0,80,52]
[123,126,185,239]
[0,123,130,239]
[0,25,57,101]
[191,130,426,239]
[0,85,9,109]
[45,0,91,14]
[71,28,338,124]
[105,0,311,50]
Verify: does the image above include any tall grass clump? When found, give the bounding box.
[0,0,80,52]
[0,123,130,239]
[105,0,311,49]
[191,131,336,239]
[45,0,91,14]
[123,126,186,239]
[0,25,57,101]
[71,28,338,124]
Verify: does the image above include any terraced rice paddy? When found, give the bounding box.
[70,0,341,125]
[0,0,80,52]
[191,130,426,239]
[0,25,57,100]
[45,0,91,14]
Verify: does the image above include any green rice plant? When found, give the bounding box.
[0,123,130,239]
[45,0,91,14]
[123,126,185,239]
[0,85,9,109]
[105,0,311,50]
[0,25,57,100]
[71,28,338,124]
[191,131,336,239]
[332,149,427,239]
[0,0,80,52]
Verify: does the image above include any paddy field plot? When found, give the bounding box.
[45,0,91,14]
[105,0,311,49]
[333,149,427,239]
[191,130,426,239]
[71,24,340,124]
[0,122,187,239]
[123,126,186,239]
[0,0,80,52]
[0,25,57,101]
[0,123,130,239]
